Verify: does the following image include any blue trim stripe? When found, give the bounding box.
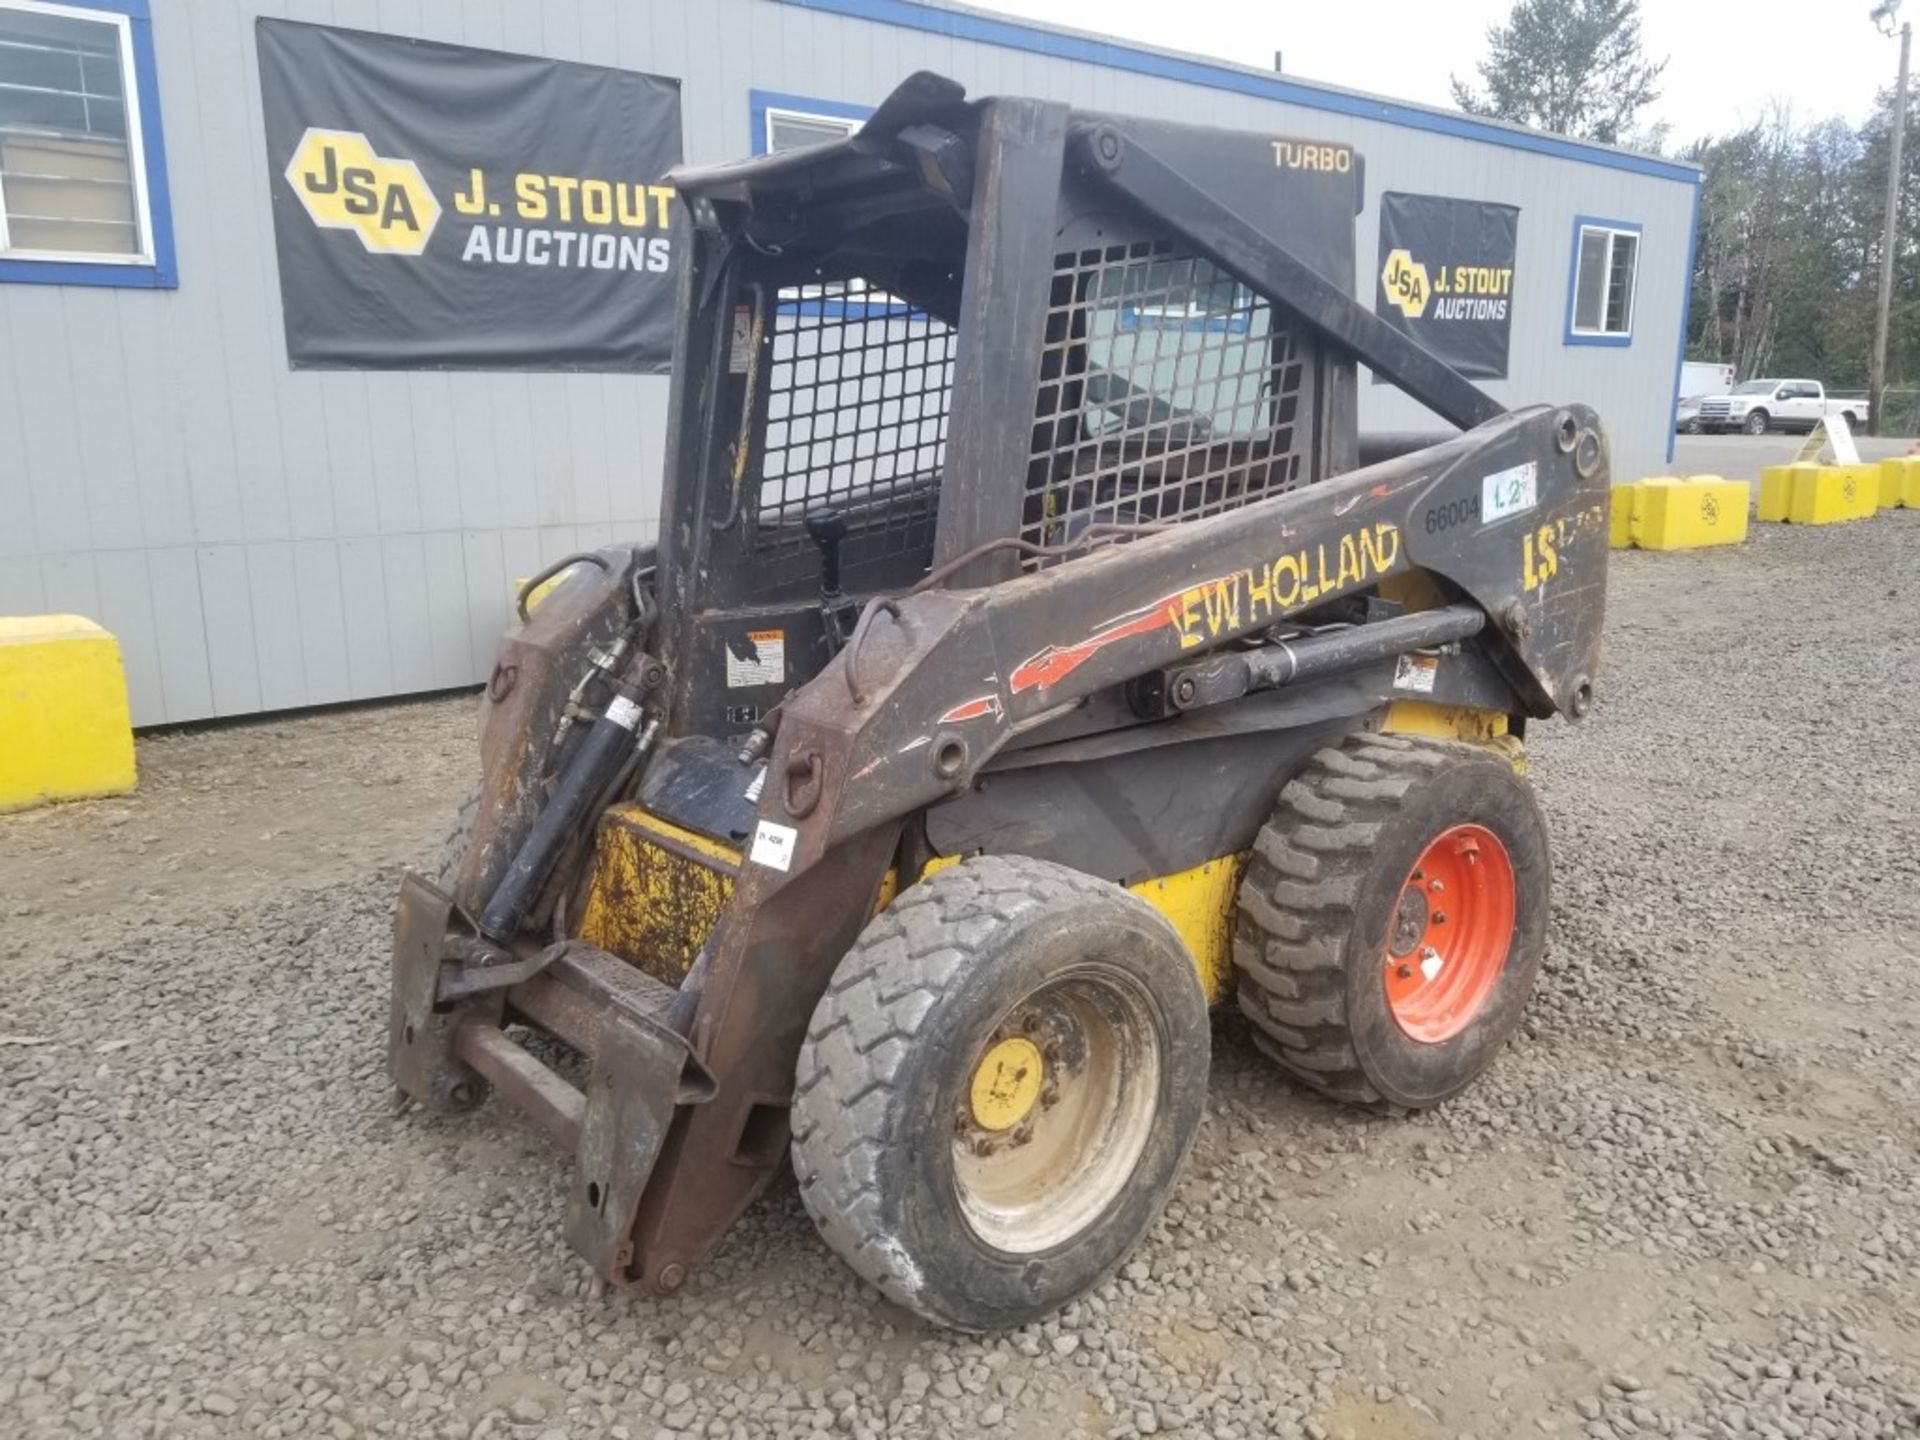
[750,89,877,156]
[1665,184,1703,465]
[0,0,177,289]
[781,0,1701,185]
[1563,215,1643,349]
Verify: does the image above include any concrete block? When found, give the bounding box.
[1878,458,1908,509]
[1787,464,1879,525]
[0,615,138,814]
[1757,464,1812,523]
[1609,482,1642,548]
[1628,475,1750,551]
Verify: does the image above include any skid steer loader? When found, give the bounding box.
[389,72,1608,1332]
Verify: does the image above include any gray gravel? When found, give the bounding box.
[4,512,1919,1439]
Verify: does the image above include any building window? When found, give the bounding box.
[0,0,173,286]
[1567,217,1639,344]
[749,90,873,157]
[766,107,856,153]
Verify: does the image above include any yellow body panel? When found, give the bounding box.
[1384,699,1508,744]
[1125,854,1246,1003]
[1787,464,1879,525]
[510,573,567,614]
[577,805,739,984]
[0,615,137,814]
[1627,475,1750,550]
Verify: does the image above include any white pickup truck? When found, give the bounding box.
[1696,379,1868,436]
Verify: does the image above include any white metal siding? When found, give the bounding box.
[0,0,1696,725]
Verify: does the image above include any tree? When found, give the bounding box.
[1451,0,1667,145]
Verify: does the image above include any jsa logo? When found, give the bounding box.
[286,128,440,255]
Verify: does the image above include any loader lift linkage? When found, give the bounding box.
[388,71,1607,1331]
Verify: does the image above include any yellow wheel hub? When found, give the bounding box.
[968,1036,1045,1132]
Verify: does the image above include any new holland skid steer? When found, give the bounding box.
[389,72,1608,1332]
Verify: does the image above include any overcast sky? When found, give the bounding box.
[984,0,1908,147]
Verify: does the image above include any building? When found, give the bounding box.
[0,0,1700,726]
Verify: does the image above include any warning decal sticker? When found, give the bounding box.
[726,629,785,688]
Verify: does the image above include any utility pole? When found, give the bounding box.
[1871,2,1909,436]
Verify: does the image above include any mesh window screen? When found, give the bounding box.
[1025,243,1307,567]
[753,286,957,589]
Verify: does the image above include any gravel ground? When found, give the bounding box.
[4,514,1919,1440]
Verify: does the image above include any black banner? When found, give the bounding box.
[1375,192,1518,380]
[257,20,682,371]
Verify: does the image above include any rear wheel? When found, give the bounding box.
[790,856,1209,1331]
[1743,410,1770,436]
[1233,733,1549,1111]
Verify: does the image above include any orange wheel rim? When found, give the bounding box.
[1382,823,1515,1043]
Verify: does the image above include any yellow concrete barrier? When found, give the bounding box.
[1786,464,1879,525]
[1878,455,1920,508]
[1609,482,1639,548]
[0,615,137,814]
[1757,464,1815,523]
[1878,458,1906,509]
[1624,475,1750,550]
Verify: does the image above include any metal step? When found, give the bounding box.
[510,942,678,1057]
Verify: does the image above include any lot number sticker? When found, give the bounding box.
[749,820,798,872]
[1481,461,1538,523]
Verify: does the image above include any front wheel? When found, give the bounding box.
[1743,410,1770,436]
[791,856,1209,1331]
[1233,733,1550,1111]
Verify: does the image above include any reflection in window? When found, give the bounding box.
[1570,222,1638,339]
[0,1,149,260]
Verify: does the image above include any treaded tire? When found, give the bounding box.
[1232,733,1549,1112]
[790,855,1209,1332]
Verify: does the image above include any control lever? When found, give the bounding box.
[805,509,861,653]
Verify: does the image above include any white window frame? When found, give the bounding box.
[1567,219,1640,342]
[0,0,156,265]
[762,104,860,156]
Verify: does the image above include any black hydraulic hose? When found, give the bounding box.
[478,688,656,942]
[1243,604,1485,689]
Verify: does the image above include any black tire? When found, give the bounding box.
[1743,410,1770,436]
[1232,733,1549,1112]
[1840,410,1859,429]
[790,855,1209,1331]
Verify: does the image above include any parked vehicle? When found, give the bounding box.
[1696,379,1868,436]
[1675,360,1734,433]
